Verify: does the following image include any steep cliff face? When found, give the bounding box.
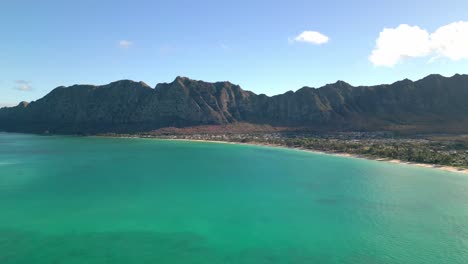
[0,77,256,133]
[1,74,467,133]
[153,77,255,125]
[242,74,468,130]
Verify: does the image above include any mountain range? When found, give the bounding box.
[1,74,468,134]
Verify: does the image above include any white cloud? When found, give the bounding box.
[118,40,133,48]
[370,21,468,67]
[292,31,329,45]
[13,80,32,91]
[369,24,431,67]
[431,21,468,61]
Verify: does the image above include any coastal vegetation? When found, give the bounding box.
[1,74,467,170]
[120,130,468,169]
[277,137,468,168]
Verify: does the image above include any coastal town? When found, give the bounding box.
[102,127,468,171]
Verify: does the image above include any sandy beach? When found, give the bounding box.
[161,138,468,175]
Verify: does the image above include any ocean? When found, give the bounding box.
[0,133,467,263]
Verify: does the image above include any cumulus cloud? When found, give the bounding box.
[13,80,32,91]
[292,31,329,45]
[370,21,468,67]
[118,40,133,48]
[431,21,468,61]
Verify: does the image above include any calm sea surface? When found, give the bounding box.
[0,133,467,263]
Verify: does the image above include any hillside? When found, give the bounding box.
[1,74,467,134]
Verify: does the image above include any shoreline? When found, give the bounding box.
[105,136,468,175]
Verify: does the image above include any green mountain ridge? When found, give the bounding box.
[1,74,468,134]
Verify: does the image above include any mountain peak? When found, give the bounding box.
[175,76,189,80]
[17,101,29,108]
[391,78,413,86]
[322,80,351,89]
[334,80,351,86]
[422,74,445,81]
[106,79,151,88]
[1,73,467,134]
[174,76,194,83]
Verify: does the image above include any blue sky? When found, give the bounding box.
[1,0,468,106]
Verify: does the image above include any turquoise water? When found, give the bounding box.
[0,133,467,263]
